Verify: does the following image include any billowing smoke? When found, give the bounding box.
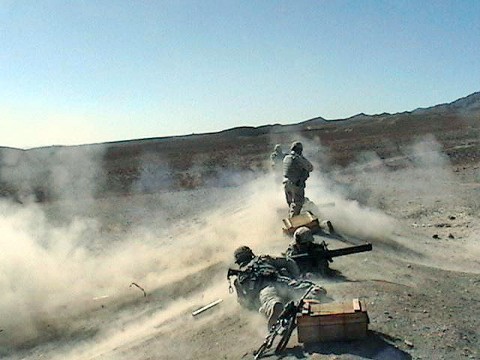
[0,133,478,359]
[343,135,458,211]
[0,147,105,205]
[132,151,173,194]
[0,148,287,358]
[268,134,399,243]
[0,201,168,350]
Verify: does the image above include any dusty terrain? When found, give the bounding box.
[0,93,479,360]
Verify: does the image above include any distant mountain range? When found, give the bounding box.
[411,91,480,115]
[1,91,479,151]
[1,91,479,201]
[315,91,480,124]
[218,91,480,137]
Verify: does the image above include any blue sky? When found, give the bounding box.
[1,1,479,148]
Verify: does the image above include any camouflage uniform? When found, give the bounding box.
[270,144,286,184]
[230,246,326,329]
[285,227,332,276]
[233,255,300,318]
[283,142,314,218]
[285,241,332,276]
[270,144,285,169]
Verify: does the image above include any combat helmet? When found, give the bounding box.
[290,141,303,154]
[234,246,255,266]
[293,226,314,244]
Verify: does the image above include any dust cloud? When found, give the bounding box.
[0,134,477,359]
[268,135,479,267]
[0,147,289,359]
[273,135,400,244]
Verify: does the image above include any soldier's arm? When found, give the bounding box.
[273,257,301,278]
[286,258,301,278]
[285,244,294,257]
[299,156,314,172]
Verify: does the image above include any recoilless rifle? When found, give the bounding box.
[288,241,373,262]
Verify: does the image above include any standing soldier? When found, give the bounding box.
[282,141,314,218]
[270,144,286,184]
[270,144,285,169]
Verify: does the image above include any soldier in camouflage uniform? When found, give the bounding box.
[285,227,333,277]
[230,246,326,329]
[270,144,285,169]
[283,141,314,218]
[270,144,286,184]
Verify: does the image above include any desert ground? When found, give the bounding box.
[0,95,479,360]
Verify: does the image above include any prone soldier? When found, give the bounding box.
[286,226,373,277]
[286,227,333,277]
[228,246,326,329]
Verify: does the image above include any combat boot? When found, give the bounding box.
[268,302,284,330]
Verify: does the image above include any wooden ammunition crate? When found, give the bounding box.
[297,299,369,343]
[282,211,320,235]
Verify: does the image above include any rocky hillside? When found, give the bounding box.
[0,92,479,201]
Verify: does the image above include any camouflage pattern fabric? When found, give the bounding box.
[270,148,285,169]
[258,285,290,319]
[283,180,306,217]
[283,151,313,217]
[233,255,300,313]
[259,282,326,320]
[285,241,331,276]
[282,152,313,185]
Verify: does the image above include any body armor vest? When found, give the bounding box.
[283,153,308,185]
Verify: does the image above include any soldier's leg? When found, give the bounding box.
[291,283,327,304]
[259,286,284,329]
[284,182,294,206]
[275,170,283,185]
[289,186,305,217]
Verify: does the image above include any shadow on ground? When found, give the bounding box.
[275,330,412,360]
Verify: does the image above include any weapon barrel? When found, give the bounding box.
[327,243,372,258]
